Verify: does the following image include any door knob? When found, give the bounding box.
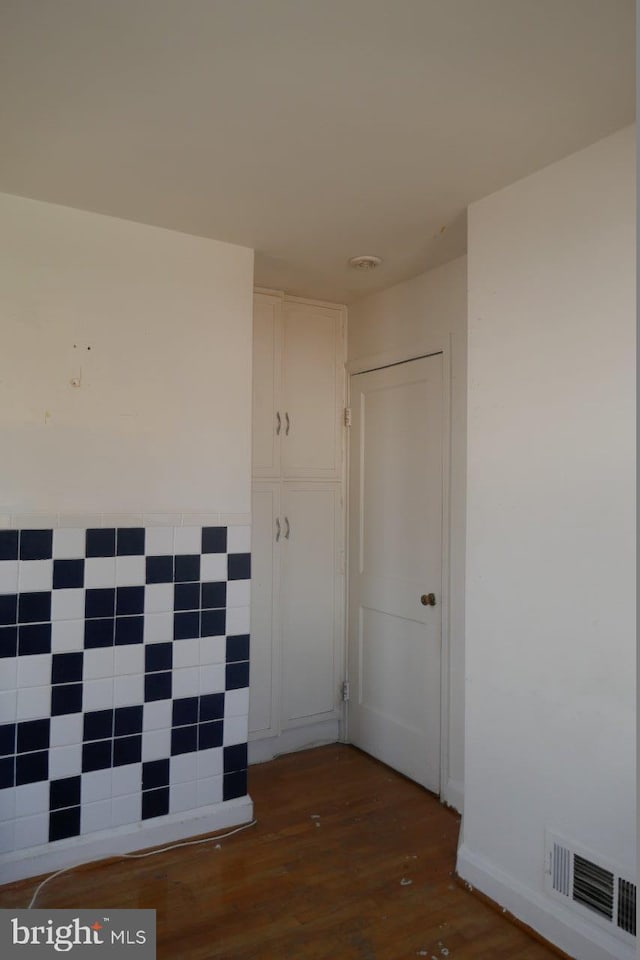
[421,593,436,606]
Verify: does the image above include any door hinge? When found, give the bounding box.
[344,407,352,427]
[342,680,350,702]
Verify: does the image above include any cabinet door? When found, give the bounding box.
[249,483,281,740]
[280,483,343,728]
[281,301,344,479]
[252,294,282,478]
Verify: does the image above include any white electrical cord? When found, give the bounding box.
[27,819,258,910]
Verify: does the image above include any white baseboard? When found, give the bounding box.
[248,720,340,765]
[456,843,635,960]
[1,796,254,886]
[442,778,464,814]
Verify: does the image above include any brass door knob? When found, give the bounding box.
[421,593,436,606]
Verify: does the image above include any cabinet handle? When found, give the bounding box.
[276,411,281,436]
[284,516,290,539]
[285,412,290,436]
[275,517,281,542]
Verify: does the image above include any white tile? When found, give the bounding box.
[19,559,53,592]
[81,799,111,836]
[144,513,182,527]
[141,728,171,762]
[226,606,250,635]
[0,659,17,692]
[169,752,197,784]
[184,512,220,526]
[84,557,116,589]
[0,821,15,853]
[103,514,145,528]
[144,585,173,615]
[173,526,201,554]
[227,525,251,553]
[114,645,144,676]
[83,647,114,681]
[81,769,112,803]
[200,553,227,581]
[199,665,225,694]
[173,637,199,669]
[83,678,113,711]
[0,560,18,592]
[49,744,82,779]
[200,636,225,665]
[53,528,85,559]
[115,556,145,587]
[144,527,174,555]
[196,775,223,808]
[169,780,198,815]
[0,690,17,723]
[12,514,58,530]
[143,700,172,732]
[219,513,250,526]
[172,667,200,699]
[113,673,143,708]
[0,788,16,822]
[111,764,142,798]
[14,781,49,816]
[223,715,249,747]
[143,611,173,645]
[16,687,48,721]
[14,813,48,850]
[224,688,250,718]
[226,580,251,608]
[197,747,223,779]
[51,589,85,621]
[50,714,83,748]
[51,619,84,653]
[17,653,52,688]
[111,792,140,827]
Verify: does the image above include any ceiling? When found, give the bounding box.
[0,0,634,303]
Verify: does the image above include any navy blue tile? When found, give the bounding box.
[83,710,113,742]
[51,652,83,684]
[50,775,81,811]
[172,697,198,727]
[53,559,84,590]
[17,719,50,754]
[49,806,81,841]
[223,770,248,801]
[170,725,198,756]
[0,756,15,789]
[201,581,226,610]
[228,553,251,581]
[199,693,224,722]
[226,661,250,690]
[16,750,48,785]
[117,528,145,556]
[226,634,250,663]
[174,555,200,583]
[84,618,114,649]
[198,720,223,750]
[145,556,173,584]
[201,609,225,638]
[0,595,17,626]
[86,528,116,558]
[116,586,144,616]
[85,587,115,619]
[174,582,200,611]
[20,530,52,561]
[145,642,172,673]
[115,616,144,646]
[0,530,18,561]
[19,622,52,656]
[82,740,112,773]
[114,705,143,737]
[0,626,17,657]
[0,723,16,757]
[113,734,142,767]
[223,743,247,774]
[18,591,51,624]
[142,786,169,820]
[144,671,172,702]
[51,684,83,716]
[202,527,227,554]
[174,611,199,641]
[142,758,170,791]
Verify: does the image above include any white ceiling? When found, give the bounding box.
[0,0,634,303]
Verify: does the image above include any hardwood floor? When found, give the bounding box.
[0,745,561,959]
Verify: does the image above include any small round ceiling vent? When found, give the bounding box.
[348,255,382,270]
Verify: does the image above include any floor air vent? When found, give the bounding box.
[546,833,636,944]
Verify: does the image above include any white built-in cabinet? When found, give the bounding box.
[249,291,346,759]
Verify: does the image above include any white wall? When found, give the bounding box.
[0,192,254,520]
[348,254,467,811]
[458,126,636,960]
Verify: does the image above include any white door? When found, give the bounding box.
[252,294,281,478]
[249,483,280,740]
[348,354,443,792]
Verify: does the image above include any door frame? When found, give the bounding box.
[344,337,452,798]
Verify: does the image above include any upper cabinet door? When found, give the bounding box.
[281,301,344,479]
[252,294,282,478]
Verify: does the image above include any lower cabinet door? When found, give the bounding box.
[249,482,280,740]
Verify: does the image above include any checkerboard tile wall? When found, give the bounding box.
[0,525,250,853]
